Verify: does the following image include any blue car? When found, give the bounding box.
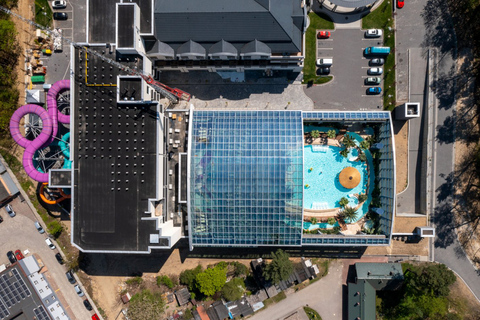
[367,87,382,94]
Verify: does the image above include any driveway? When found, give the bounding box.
[248,261,343,320]
[304,28,384,110]
[0,198,93,320]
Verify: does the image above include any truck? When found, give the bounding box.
[52,28,63,52]
[364,46,390,56]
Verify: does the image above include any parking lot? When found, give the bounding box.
[304,28,385,110]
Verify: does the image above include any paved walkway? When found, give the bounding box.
[248,261,343,320]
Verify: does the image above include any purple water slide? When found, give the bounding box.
[9,80,70,182]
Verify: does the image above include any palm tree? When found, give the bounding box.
[311,217,317,225]
[339,197,349,208]
[340,206,358,223]
[342,134,356,149]
[360,140,370,150]
[310,130,320,139]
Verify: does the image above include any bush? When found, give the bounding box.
[47,220,63,238]
[233,262,248,277]
[221,278,246,301]
[157,275,174,289]
[127,289,165,320]
[126,276,143,286]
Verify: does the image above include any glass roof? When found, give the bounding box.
[189,111,304,247]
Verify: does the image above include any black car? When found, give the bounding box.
[55,253,64,264]
[65,270,76,284]
[53,12,68,20]
[0,215,3,223]
[317,67,330,75]
[83,299,93,311]
[7,251,16,264]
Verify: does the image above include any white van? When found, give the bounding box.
[45,238,56,250]
[316,58,333,66]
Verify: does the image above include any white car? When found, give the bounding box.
[52,0,67,9]
[5,204,15,217]
[74,285,85,297]
[45,238,56,250]
[365,29,383,38]
[368,67,383,75]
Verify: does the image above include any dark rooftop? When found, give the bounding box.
[88,0,120,44]
[49,169,71,187]
[119,78,143,102]
[117,4,135,48]
[175,288,191,306]
[72,46,161,252]
[127,0,153,34]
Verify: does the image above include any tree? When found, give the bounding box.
[47,220,63,238]
[342,134,356,149]
[357,193,368,203]
[360,140,371,150]
[327,129,336,139]
[180,265,203,291]
[263,249,294,284]
[358,152,367,162]
[311,217,317,225]
[233,262,248,277]
[340,148,349,158]
[195,265,226,297]
[339,197,349,208]
[417,264,456,297]
[127,289,165,320]
[156,275,174,289]
[221,278,246,301]
[340,206,358,222]
[327,217,336,225]
[310,130,320,139]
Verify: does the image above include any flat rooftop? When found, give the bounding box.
[88,0,120,44]
[72,46,161,252]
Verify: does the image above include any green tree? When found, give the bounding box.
[310,217,317,225]
[263,249,294,284]
[357,193,368,203]
[340,148,349,158]
[233,262,248,277]
[327,217,336,225]
[339,197,349,208]
[340,206,358,222]
[47,220,63,238]
[327,129,336,139]
[126,289,165,320]
[195,265,226,296]
[360,140,371,150]
[156,275,174,289]
[310,130,320,139]
[417,264,456,297]
[358,152,367,162]
[221,278,246,301]
[180,265,203,291]
[342,134,356,149]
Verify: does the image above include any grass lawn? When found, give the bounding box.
[263,291,287,308]
[35,0,53,28]
[362,0,396,110]
[303,12,334,84]
[304,306,322,320]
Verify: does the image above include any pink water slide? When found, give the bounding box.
[9,80,70,182]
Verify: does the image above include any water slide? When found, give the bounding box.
[9,80,70,182]
[39,182,71,205]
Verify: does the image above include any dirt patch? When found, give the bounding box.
[394,119,408,193]
[449,275,480,318]
[393,216,427,233]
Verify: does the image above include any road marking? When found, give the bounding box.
[55,288,60,292]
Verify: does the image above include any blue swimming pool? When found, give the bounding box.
[303,132,375,227]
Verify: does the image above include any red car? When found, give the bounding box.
[92,315,100,320]
[14,250,24,260]
[317,31,331,39]
[397,0,404,8]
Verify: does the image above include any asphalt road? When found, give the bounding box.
[303,28,383,110]
[0,198,93,320]
[248,261,343,320]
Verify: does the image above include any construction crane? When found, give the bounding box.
[0,5,190,103]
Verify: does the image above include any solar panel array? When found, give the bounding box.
[0,268,31,319]
[33,306,50,320]
[302,111,390,121]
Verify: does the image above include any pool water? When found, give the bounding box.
[304,145,368,209]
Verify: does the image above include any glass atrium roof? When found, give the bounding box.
[189,111,304,247]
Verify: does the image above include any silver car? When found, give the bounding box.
[5,204,15,217]
[365,29,383,38]
[368,67,383,75]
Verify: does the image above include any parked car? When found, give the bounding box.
[14,250,25,261]
[368,67,383,75]
[7,251,16,264]
[66,270,76,284]
[370,58,385,65]
[367,87,382,94]
[34,221,45,234]
[5,204,15,217]
[51,0,67,9]
[316,58,333,66]
[365,77,381,85]
[74,285,85,297]
[365,29,383,38]
[55,253,64,264]
[317,67,330,75]
[83,299,93,311]
[53,12,68,20]
[317,31,331,39]
[92,314,100,320]
[45,238,56,250]
[397,0,404,8]
[0,215,3,223]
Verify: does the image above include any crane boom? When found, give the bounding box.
[0,5,190,103]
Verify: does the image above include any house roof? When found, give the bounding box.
[175,288,191,306]
[240,40,271,57]
[226,298,254,318]
[194,305,210,320]
[329,0,377,9]
[355,263,404,281]
[177,40,206,58]
[348,281,376,320]
[146,40,175,58]
[153,0,304,54]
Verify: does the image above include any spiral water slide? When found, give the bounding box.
[9,80,70,182]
